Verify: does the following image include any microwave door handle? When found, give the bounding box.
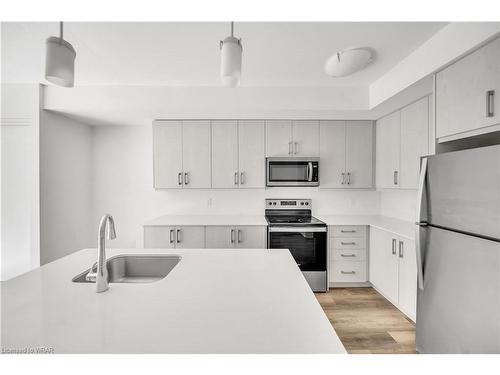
[307,162,313,182]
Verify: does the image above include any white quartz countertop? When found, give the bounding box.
[317,215,415,239]
[144,214,268,226]
[1,248,345,354]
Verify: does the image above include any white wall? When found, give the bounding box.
[379,190,417,222]
[0,83,40,281]
[40,110,94,264]
[91,125,381,248]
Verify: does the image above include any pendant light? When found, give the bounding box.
[220,22,242,87]
[45,22,76,87]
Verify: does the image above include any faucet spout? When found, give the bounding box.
[94,214,116,293]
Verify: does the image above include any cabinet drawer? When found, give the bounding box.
[330,225,366,238]
[332,237,366,249]
[330,261,367,282]
[332,249,366,261]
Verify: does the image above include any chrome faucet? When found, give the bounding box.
[86,214,116,293]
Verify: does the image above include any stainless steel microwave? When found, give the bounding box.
[266,157,319,187]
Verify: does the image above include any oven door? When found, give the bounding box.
[268,227,327,271]
[266,158,319,186]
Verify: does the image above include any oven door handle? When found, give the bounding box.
[269,226,327,233]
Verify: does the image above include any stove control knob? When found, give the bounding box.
[300,202,304,205]
[305,202,309,206]
[268,202,272,205]
[273,202,277,205]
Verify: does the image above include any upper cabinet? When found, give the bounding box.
[436,38,500,141]
[376,96,429,189]
[153,120,211,189]
[266,120,319,157]
[320,121,373,188]
[212,120,265,189]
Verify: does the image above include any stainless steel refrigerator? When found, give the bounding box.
[415,144,500,353]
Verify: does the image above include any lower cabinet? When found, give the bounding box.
[205,226,266,249]
[144,226,205,249]
[328,225,368,283]
[369,226,417,321]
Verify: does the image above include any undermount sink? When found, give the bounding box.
[72,255,181,284]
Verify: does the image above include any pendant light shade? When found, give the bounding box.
[220,22,242,87]
[45,22,76,87]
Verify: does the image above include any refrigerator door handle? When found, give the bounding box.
[415,157,428,290]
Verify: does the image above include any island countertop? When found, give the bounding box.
[1,248,346,354]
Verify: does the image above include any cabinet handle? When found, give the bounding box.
[393,171,398,185]
[341,241,356,245]
[391,238,397,255]
[341,172,345,185]
[169,229,174,243]
[184,172,189,185]
[288,141,292,155]
[178,172,183,185]
[294,142,298,155]
[230,229,235,244]
[176,229,181,243]
[341,270,356,274]
[234,172,239,185]
[341,229,356,233]
[237,229,242,243]
[399,241,404,258]
[347,172,351,185]
[341,254,356,258]
[240,172,245,185]
[486,90,495,117]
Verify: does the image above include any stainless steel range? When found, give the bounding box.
[265,199,327,292]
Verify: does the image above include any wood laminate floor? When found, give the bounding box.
[315,287,416,354]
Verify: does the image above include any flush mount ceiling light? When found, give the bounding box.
[220,22,242,87]
[324,48,373,78]
[45,22,76,87]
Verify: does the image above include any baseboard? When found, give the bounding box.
[329,282,372,288]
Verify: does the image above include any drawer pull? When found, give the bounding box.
[341,229,356,233]
[341,270,356,274]
[341,254,356,257]
[341,241,356,245]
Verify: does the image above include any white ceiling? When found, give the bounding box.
[2,22,446,87]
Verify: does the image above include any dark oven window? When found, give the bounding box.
[268,162,309,182]
[269,231,326,271]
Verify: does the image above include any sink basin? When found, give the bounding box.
[72,254,181,283]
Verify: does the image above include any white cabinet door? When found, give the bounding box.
[238,120,265,188]
[153,121,183,189]
[369,227,399,304]
[265,120,292,156]
[144,226,176,248]
[319,121,346,188]
[376,111,401,188]
[345,121,373,188]
[211,120,239,188]
[236,226,267,248]
[175,226,205,249]
[292,120,319,156]
[182,120,211,189]
[205,226,235,248]
[398,238,417,321]
[400,97,429,189]
[436,38,500,139]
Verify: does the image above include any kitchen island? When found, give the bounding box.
[1,248,346,354]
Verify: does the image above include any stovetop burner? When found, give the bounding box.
[265,199,326,227]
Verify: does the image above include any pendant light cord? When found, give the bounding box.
[59,21,64,44]
[230,21,234,37]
